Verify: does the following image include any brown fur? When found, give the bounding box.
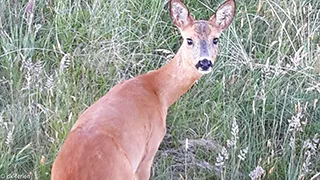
[51,0,235,179]
[194,21,211,38]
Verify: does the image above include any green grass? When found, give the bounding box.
[0,0,319,179]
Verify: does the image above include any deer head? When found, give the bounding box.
[170,0,236,74]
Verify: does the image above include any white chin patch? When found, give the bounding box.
[197,67,212,74]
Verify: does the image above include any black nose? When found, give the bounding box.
[196,59,213,70]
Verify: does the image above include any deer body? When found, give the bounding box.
[51,0,235,179]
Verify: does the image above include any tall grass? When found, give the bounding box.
[0,0,319,179]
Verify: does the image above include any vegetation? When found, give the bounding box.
[0,0,319,179]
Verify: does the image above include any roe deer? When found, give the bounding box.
[51,0,236,179]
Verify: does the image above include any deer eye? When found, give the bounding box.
[213,38,219,45]
[186,38,193,46]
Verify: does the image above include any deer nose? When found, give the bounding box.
[196,59,213,70]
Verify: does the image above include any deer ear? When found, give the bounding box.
[209,0,236,31]
[170,0,194,29]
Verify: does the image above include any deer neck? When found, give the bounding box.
[148,49,202,108]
